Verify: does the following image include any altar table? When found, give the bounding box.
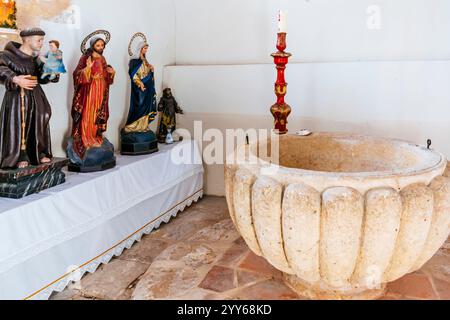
[0,140,204,300]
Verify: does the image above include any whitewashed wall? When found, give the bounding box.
[165,0,450,195]
[0,0,177,157]
[174,0,450,64]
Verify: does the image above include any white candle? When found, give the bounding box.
[278,10,287,33]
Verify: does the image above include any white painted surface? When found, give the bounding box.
[164,61,450,123]
[174,0,450,64]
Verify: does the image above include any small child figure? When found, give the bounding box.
[41,40,66,81]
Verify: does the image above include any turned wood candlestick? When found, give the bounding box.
[270,32,292,135]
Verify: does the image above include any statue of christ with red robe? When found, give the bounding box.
[67,35,117,172]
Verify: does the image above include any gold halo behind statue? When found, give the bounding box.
[80,30,111,54]
[128,32,148,57]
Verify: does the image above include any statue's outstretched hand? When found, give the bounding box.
[13,75,38,90]
[86,57,94,69]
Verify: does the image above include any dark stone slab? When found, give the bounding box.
[0,158,69,199]
[67,137,117,173]
[120,130,159,156]
[68,158,116,173]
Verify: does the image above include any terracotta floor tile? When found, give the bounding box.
[234,237,247,246]
[72,295,96,300]
[230,279,299,300]
[78,259,149,300]
[132,265,210,300]
[148,217,216,242]
[161,197,230,228]
[199,266,236,293]
[50,288,81,300]
[378,294,403,300]
[420,251,450,282]
[236,269,268,287]
[238,251,282,278]
[188,219,241,243]
[432,277,450,300]
[155,242,217,268]
[216,240,250,268]
[444,165,450,178]
[170,288,229,300]
[119,238,169,265]
[387,273,438,300]
[51,197,450,301]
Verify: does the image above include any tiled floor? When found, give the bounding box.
[51,196,450,300]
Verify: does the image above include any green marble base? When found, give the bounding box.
[0,158,69,199]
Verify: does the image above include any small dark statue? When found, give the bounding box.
[157,88,184,143]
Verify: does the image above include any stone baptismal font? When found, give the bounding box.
[225,133,450,299]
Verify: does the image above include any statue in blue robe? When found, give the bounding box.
[121,39,158,155]
[124,46,157,133]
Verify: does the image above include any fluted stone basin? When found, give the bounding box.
[224,133,450,300]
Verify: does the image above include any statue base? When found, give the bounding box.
[120,130,159,156]
[157,135,167,144]
[67,137,117,173]
[0,158,69,199]
[68,158,116,173]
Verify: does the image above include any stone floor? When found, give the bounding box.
[51,196,450,300]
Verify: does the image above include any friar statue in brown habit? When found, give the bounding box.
[0,28,57,169]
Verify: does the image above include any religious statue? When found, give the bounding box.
[120,32,158,155]
[0,28,57,169]
[67,30,116,172]
[0,27,68,199]
[157,88,184,143]
[41,40,67,81]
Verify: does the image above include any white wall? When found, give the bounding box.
[174,0,450,64]
[165,62,450,123]
[0,0,177,157]
[165,0,450,195]
[165,62,450,195]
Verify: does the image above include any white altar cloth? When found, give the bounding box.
[0,140,204,300]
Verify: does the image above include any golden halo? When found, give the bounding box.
[81,30,111,54]
[128,32,148,57]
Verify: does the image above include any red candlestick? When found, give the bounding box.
[270,32,292,135]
